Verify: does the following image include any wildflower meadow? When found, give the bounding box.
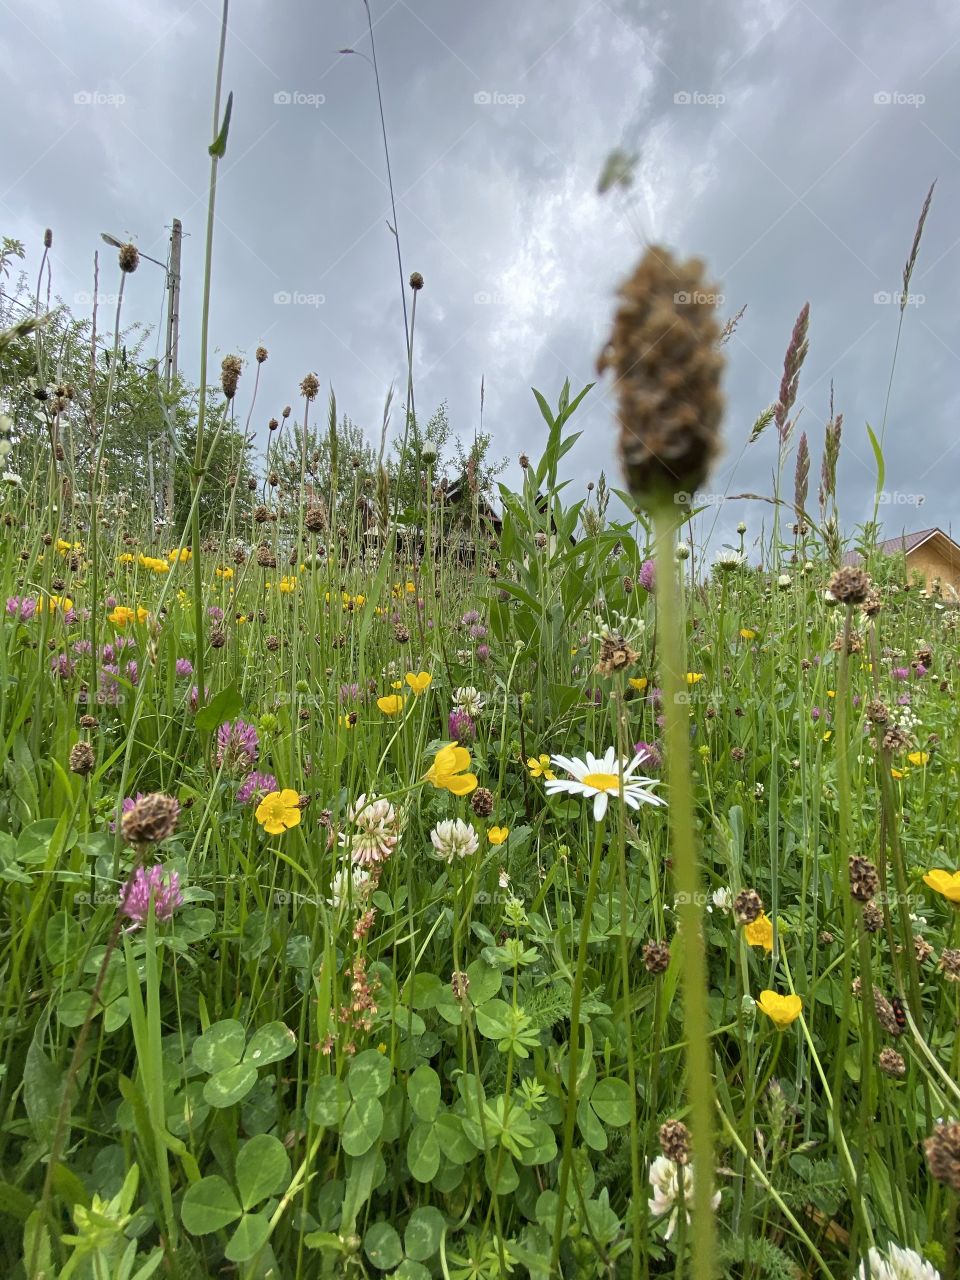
[2,10,960,1280]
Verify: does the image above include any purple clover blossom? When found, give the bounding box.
[648,686,663,709]
[639,559,656,592]
[633,741,662,770]
[216,719,259,769]
[893,667,910,681]
[6,596,37,621]
[62,609,77,626]
[126,660,139,685]
[475,643,491,663]
[913,663,927,679]
[897,693,911,706]
[73,639,93,655]
[208,606,224,622]
[50,654,74,679]
[469,624,487,640]
[811,706,822,721]
[120,865,183,929]
[105,595,117,610]
[339,682,362,704]
[102,644,116,663]
[237,771,278,805]
[462,610,481,625]
[448,708,476,746]
[175,658,193,678]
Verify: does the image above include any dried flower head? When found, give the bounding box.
[659,1120,690,1165]
[471,786,495,818]
[255,345,268,363]
[409,271,424,290]
[118,243,140,274]
[643,939,671,974]
[849,855,880,903]
[924,1122,960,1192]
[733,888,764,925]
[120,792,180,846]
[598,244,725,506]
[938,949,960,983]
[827,566,871,605]
[862,900,884,933]
[300,372,320,401]
[866,699,890,726]
[69,741,95,776]
[219,354,242,400]
[878,1048,906,1078]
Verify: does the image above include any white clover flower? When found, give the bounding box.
[327,863,371,911]
[856,1244,941,1280]
[430,818,479,862]
[340,793,402,866]
[712,887,733,913]
[453,686,485,716]
[648,1156,720,1241]
[777,574,792,588]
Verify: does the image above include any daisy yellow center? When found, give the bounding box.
[581,771,620,792]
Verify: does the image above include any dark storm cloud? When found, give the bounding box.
[2,0,959,556]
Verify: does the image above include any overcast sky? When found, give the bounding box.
[3,0,959,555]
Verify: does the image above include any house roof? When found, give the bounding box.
[842,527,960,566]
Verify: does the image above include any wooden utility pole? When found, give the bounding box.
[163,217,182,524]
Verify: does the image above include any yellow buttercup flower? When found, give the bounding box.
[628,677,648,692]
[390,679,404,690]
[527,754,556,781]
[107,605,149,627]
[923,869,960,904]
[216,566,234,580]
[488,826,509,845]
[826,690,836,698]
[278,576,298,593]
[744,913,774,952]
[255,789,302,836]
[686,672,704,684]
[907,751,929,767]
[405,671,432,695]
[168,548,192,563]
[377,694,406,716]
[405,581,415,594]
[117,552,135,564]
[338,714,355,732]
[40,595,73,614]
[425,744,478,797]
[822,731,832,742]
[757,990,802,1029]
[890,767,906,780]
[739,628,756,640]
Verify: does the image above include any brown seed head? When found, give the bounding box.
[471,787,495,818]
[733,888,763,925]
[866,699,889,726]
[938,949,960,982]
[409,271,424,291]
[849,855,880,903]
[220,354,242,400]
[878,1048,906,1078]
[69,742,95,775]
[599,244,725,507]
[255,345,268,363]
[862,900,884,933]
[827,565,871,605]
[121,792,179,846]
[924,1122,960,1192]
[300,373,320,401]
[118,243,140,274]
[659,1120,691,1165]
[643,939,671,974]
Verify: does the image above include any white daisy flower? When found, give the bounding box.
[856,1244,941,1280]
[430,818,480,862]
[544,747,666,821]
[714,548,744,572]
[648,1156,720,1241]
[777,573,792,588]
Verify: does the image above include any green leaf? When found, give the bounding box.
[433,1114,473,1164]
[364,1220,403,1270]
[224,1209,272,1263]
[181,1175,242,1234]
[341,1094,384,1157]
[0,1181,34,1221]
[208,90,234,159]
[404,1205,445,1261]
[407,1065,441,1122]
[194,681,243,732]
[56,989,92,1027]
[466,959,502,1005]
[474,999,512,1040]
[235,1133,291,1210]
[203,1062,258,1109]
[347,1048,391,1100]
[866,422,885,499]
[407,1121,441,1182]
[45,911,84,966]
[576,1096,607,1151]
[305,1076,351,1128]
[590,1077,633,1126]
[192,1019,246,1073]
[244,1021,296,1067]
[23,1023,62,1149]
